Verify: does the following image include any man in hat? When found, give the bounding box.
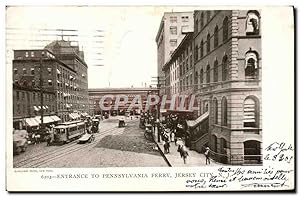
[205,146,211,165]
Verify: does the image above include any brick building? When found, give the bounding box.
[160,10,262,165]
[13,40,89,124]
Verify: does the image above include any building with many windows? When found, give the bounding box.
[155,11,194,90]
[161,10,262,165]
[13,40,89,124]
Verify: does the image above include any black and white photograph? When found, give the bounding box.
[4,4,294,192]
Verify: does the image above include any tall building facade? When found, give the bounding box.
[13,40,89,124]
[155,11,194,92]
[193,10,262,165]
[160,10,262,165]
[45,40,89,115]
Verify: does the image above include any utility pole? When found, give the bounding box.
[40,52,45,132]
[151,76,164,142]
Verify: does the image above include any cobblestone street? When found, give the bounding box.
[13,116,168,168]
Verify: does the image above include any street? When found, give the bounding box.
[13,116,168,168]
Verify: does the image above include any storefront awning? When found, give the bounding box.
[34,116,55,124]
[186,111,209,128]
[50,115,61,122]
[25,118,39,127]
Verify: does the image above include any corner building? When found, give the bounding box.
[193,10,262,165]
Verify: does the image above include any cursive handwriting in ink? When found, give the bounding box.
[264,142,294,163]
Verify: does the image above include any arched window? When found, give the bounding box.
[212,135,218,152]
[223,16,229,41]
[221,97,228,126]
[206,33,211,53]
[207,11,211,23]
[200,69,204,85]
[200,40,204,58]
[205,103,209,112]
[246,10,260,35]
[195,19,199,33]
[222,55,228,81]
[214,25,219,48]
[206,64,210,84]
[194,71,198,90]
[243,96,259,128]
[213,59,218,82]
[200,12,204,29]
[245,50,258,79]
[213,98,218,124]
[195,45,198,61]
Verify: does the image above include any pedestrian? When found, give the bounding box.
[181,145,189,164]
[46,134,51,146]
[205,147,211,165]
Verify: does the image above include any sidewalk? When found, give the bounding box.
[155,137,220,167]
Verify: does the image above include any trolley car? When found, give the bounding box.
[53,121,85,144]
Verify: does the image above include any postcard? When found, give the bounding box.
[5,5,295,192]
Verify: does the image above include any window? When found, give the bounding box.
[170,39,177,47]
[170,16,177,23]
[222,55,229,81]
[31,68,35,75]
[16,91,19,100]
[213,98,218,124]
[205,103,209,112]
[206,33,211,53]
[206,64,210,84]
[170,26,177,35]
[194,71,198,90]
[48,79,52,86]
[32,80,35,86]
[23,68,27,74]
[243,97,259,127]
[33,92,35,101]
[194,45,198,61]
[47,68,52,74]
[213,60,218,82]
[14,68,18,75]
[221,97,228,126]
[207,11,211,23]
[181,16,189,22]
[31,51,35,57]
[200,12,204,29]
[214,25,219,48]
[25,52,29,57]
[200,40,204,58]
[22,92,25,99]
[195,19,198,33]
[245,51,258,79]
[223,16,229,41]
[200,69,204,85]
[246,10,260,35]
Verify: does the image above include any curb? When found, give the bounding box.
[154,140,172,167]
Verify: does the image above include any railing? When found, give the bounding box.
[243,154,263,165]
[190,133,208,153]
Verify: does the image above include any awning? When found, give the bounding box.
[33,106,39,111]
[186,111,209,128]
[34,116,55,124]
[50,115,61,122]
[69,113,75,119]
[25,118,39,127]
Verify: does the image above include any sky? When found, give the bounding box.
[6,6,197,89]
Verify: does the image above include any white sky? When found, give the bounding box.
[6,6,197,89]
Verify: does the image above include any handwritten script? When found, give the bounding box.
[185,142,294,190]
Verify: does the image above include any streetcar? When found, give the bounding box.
[53,121,85,144]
